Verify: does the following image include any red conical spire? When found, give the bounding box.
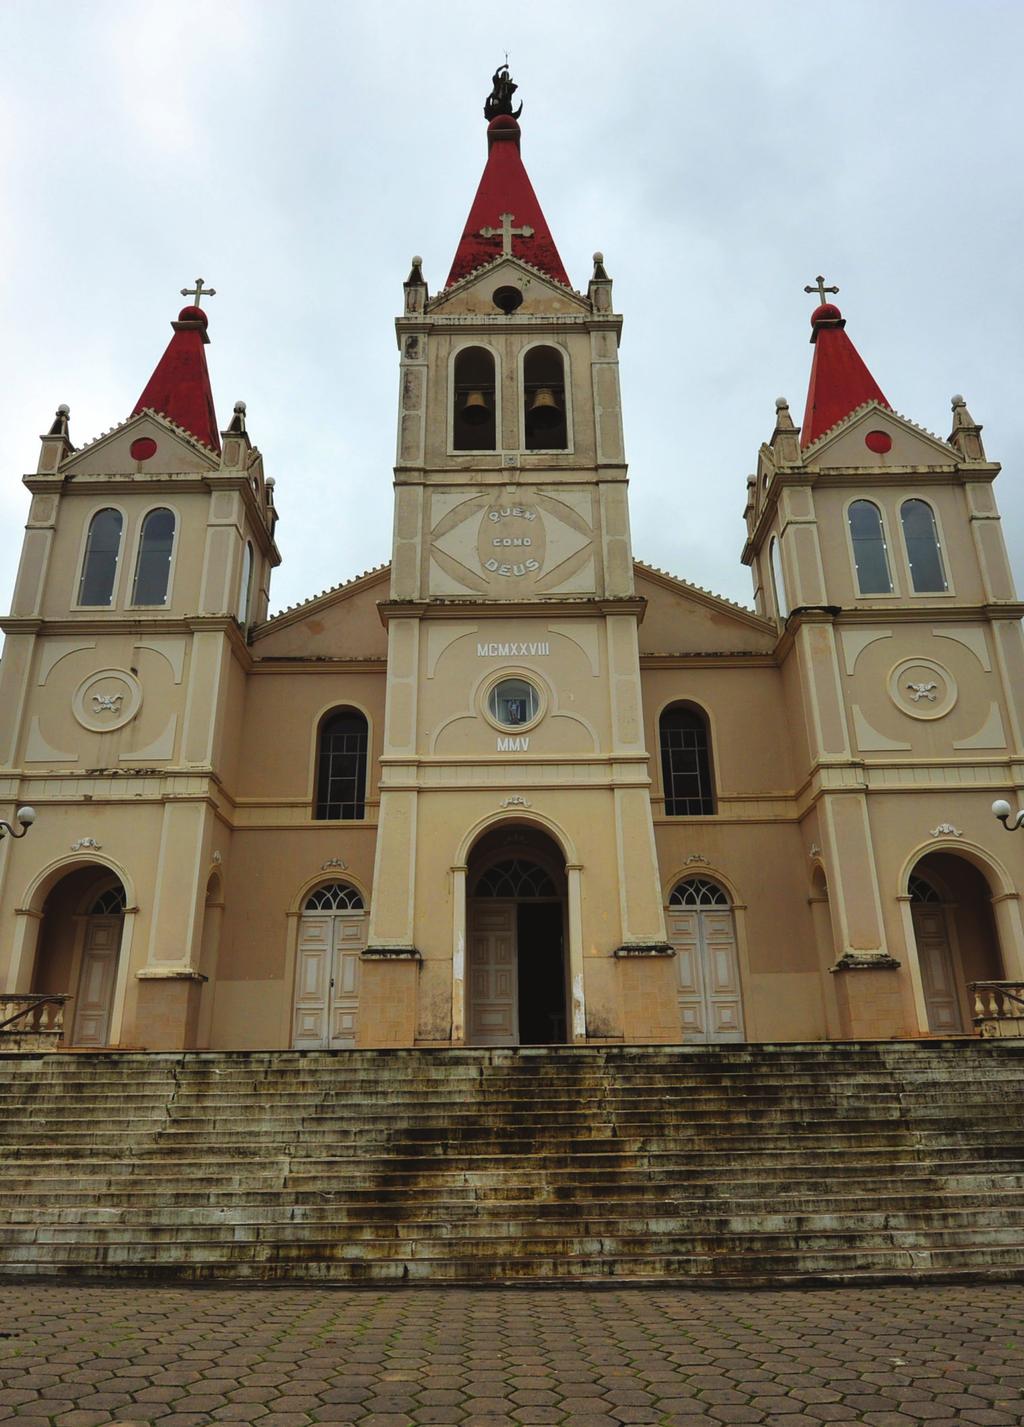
[446,73,570,289]
[132,304,221,452]
[801,302,889,448]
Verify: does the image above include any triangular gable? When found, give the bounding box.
[634,562,776,655]
[430,255,587,317]
[252,565,391,660]
[802,401,958,470]
[61,410,219,477]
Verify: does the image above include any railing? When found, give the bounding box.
[0,994,70,1039]
[970,981,1024,1038]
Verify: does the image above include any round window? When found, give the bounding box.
[489,678,539,728]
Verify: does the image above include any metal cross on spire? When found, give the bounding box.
[479,212,535,258]
[180,278,216,307]
[804,275,839,304]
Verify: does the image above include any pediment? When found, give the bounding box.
[429,257,587,318]
[252,564,390,660]
[634,562,776,656]
[803,402,957,471]
[62,411,219,478]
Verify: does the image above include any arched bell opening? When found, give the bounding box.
[31,866,128,1047]
[523,345,568,451]
[908,852,1003,1034]
[465,824,568,1046]
[452,346,497,451]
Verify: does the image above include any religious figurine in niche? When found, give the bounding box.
[485,64,522,121]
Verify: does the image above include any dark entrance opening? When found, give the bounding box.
[517,901,566,1044]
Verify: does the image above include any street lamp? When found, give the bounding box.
[993,799,1024,832]
[0,807,35,840]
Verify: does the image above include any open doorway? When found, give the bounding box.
[909,852,1003,1033]
[466,825,567,1046]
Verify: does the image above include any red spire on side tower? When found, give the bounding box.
[801,301,890,448]
[446,68,570,289]
[132,304,221,452]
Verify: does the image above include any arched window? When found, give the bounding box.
[453,346,496,451]
[77,508,123,606]
[238,542,254,625]
[669,877,729,907]
[523,345,568,451]
[769,536,788,619]
[131,508,175,605]
[660,705,716,816]
[848,500,893,594]
[304,882,365,911]
[315,709,368,820]
[909,874,941,904]
[89,885,127,915]
[901,499,947,592]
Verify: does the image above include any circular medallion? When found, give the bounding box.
[887,657,957,720]
[130,437,158,461]
[865,429,893,454]
[72,669,143,732]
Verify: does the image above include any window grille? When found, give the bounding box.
[909,875,940,904]
[89,886,126,915]
[669,878,729,908]
[315,710,368,820]
[304,883,365,912]
[474,859,557,898]
[660,706,716,816]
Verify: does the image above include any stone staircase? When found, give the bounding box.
[2,1041,1024,1285]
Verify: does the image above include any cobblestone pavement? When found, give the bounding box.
[1,1283,1023,1426]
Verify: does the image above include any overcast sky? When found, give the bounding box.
[2,0,1024,628]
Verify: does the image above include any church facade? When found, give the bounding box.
[2,77,1023,1053]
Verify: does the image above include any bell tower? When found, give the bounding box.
[361,69,673,1048]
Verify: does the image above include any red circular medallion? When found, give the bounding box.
[130,437,157,461]
[865,429,893,454]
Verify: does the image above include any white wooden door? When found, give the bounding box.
[668,907,745,1043]
[468,901,518,1046]
[292,912,366,1049]
[913,904,963,1033]
[71,916,121,1046]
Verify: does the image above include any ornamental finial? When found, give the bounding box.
[485,63,522,121]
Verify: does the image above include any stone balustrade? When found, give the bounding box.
[970,981,1024,1038]
[0,994,69,1046]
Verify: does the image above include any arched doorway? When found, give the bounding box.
[666,876,745,1042]
[292,882,368,1049]
[466,826,568,1046]
[31,867,127,1047]
[909,852,1003,1034]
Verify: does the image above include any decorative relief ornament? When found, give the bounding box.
[929,823,963,837]
[808,844,822,859]
[321,858,348,871]
[886,658,957,721]
[70,837,102,852]
[682,853,708,865]
[500,795,531,808]
[72,669,142,732]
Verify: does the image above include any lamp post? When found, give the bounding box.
[993,799,1024,832]
[0,807,35,840]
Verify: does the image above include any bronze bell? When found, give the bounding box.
[527,387,561,429]
[461,390,491,425]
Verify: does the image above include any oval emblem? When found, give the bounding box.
[477,500,546,587]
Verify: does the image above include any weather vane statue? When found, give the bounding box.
[485,63,522,121]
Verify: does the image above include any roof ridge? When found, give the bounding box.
[633,558,757,615]
[432,252,580,303]
[257,562,391,626]
[61,407,219,466]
